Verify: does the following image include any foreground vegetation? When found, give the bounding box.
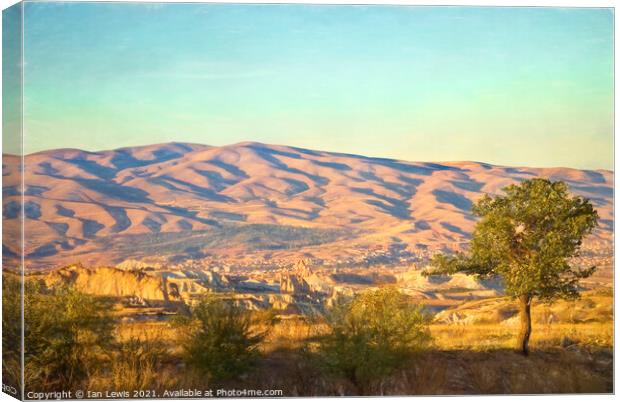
[107,309,615,395]
[3,276,612,397]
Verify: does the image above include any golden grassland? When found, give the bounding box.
[108,290,613,395]
[431,322,612,351]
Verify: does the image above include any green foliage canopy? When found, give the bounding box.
[428,179,598,301]
[176,295,272,382]
[318,287,431,390]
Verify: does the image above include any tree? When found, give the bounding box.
[426,179,598,355]
[318,287,431,393]
[176,295,272,382]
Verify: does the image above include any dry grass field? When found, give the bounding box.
[105,289,613,395]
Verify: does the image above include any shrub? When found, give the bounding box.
[24,281,114,391]
[318,287,431,392]
[177,295,272,382]
[109,336,169,392]
[2,274,22,395]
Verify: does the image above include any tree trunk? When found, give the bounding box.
[517,295,532,356]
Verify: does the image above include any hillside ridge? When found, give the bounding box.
[2,142,613,269]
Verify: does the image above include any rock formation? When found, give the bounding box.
[43,264,211,303]
[279,260,314,294]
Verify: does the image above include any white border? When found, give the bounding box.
[0,1,616,402]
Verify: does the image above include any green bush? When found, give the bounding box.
[177,296,272,382]
[2,274,23,396]
[318,287,431,392]
[24,281,114,391]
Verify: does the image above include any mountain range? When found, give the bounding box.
[2,142,613,269]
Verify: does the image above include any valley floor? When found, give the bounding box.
[112,311,613,395]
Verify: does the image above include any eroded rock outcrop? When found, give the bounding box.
[279,260,332,295]
[44,264,210,303]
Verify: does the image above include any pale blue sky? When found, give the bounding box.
[15,3,615,169]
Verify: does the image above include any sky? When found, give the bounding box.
[10,3,615,169]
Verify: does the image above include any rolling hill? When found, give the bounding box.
[2,142,613,269]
